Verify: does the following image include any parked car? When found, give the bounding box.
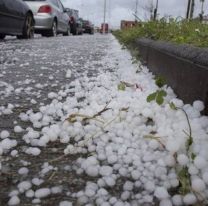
[64,8,81,35]
[82,20,94,34]
[0,0,35,39]
[76,18,83,35]
[23,0,70,37]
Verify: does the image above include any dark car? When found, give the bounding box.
[76,18,84,35]
[65,8,82,35]
[0,0,35,39]
[82,20,94,34]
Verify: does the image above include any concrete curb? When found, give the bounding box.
[135,38,208,114]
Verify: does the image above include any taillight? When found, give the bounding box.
[38,5,52,13]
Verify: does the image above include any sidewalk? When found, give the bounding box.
[1,35,208,206]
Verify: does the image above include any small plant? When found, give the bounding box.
[117,82,126,91]
[147,76,167,105]
[177,166,191,195]
[147,90,167,105]
[168,102,198,200]
[146,79,199,200]
[169,102,194,157]
[117,81,143,92]
[155,76,166,88]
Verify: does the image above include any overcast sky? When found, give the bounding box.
[61,0,208,28]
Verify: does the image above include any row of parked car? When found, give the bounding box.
[0,0,94,39]
[66,8,94,35]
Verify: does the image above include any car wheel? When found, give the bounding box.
[48,20,57,37]
[78,30,83,35]
[17,13,34,39]
[63,25,70,36]
[71,24,77,35]
[0,34,5,40]
[41,32,47,37]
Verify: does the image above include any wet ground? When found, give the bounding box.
[0,34,117,205]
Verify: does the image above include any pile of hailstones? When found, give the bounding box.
[5,98,208,206]
[1,72,208,206]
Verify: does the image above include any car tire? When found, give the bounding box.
[48,20,57,37]
[63,25,70,36]
[41,32,47,37]
[78,32,82,35]
[0,34,5,40]
[71,24,77,35]
[17,13,34,39]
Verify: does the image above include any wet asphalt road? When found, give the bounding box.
[0,34,117,205]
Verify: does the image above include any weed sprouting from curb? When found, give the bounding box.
[169,102,193,196]
[147,76,167,105]
[145,76,208,205]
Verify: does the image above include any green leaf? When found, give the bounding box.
[178,167,191,195]
[147,92,157,102]
[169,102,177,110]
[118,82,126,91]
[156,93,164,105]
[191,153,196,160]
[178,167,189,179]
[155,76,166,88]
[186,137,193,150]
[158,90,167,97]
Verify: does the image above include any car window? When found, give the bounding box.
[57,0,64,11]
[49,0,59,8]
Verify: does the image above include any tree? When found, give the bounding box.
[143,0,154,20]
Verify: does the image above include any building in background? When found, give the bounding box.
[120,20,137,30]
[100,23,109,33]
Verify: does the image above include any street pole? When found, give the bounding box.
[186,0,191,19]
[135,0,138,22]
[153,0,159,21]
[186,0,195,20]
[103,0,107,34]
[190,0,195,19]
[200,0,204,21]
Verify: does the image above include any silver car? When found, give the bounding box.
[23,0,70,37]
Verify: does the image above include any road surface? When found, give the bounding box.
[1,34,208,206]
[0,34,119,206]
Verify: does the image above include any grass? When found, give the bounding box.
[113,18,208,48]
